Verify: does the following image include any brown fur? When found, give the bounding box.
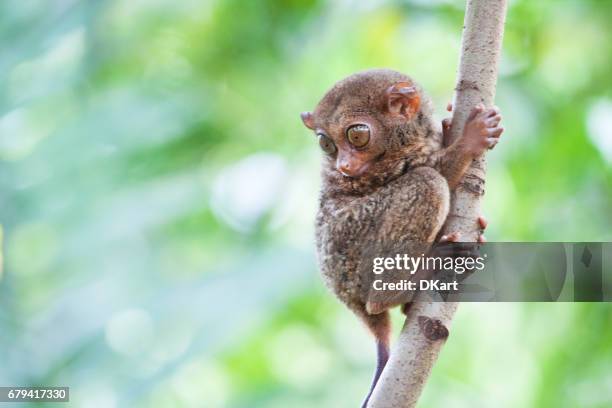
[308,70,451,337]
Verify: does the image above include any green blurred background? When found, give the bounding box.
[1,0,611,407]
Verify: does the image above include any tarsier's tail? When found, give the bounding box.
[361,339,390,408]
[357,307,392,407]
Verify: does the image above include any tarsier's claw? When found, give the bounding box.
[446,102,453,112]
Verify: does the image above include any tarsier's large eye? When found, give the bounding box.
[347,124,371,148]
[318,133,337,154]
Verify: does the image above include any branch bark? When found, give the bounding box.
[367,1,507,407]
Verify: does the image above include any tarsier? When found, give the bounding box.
[300,69,503,407]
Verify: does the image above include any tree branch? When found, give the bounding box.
[367,1,508,406]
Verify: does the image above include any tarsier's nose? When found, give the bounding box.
[336,157,362,177]
[337,154,369,177]
[338,160,351,174]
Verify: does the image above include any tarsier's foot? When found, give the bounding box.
[439,214,487,242]
[436,214,488,256]
[402,216,488,316]
[462,104,504,155]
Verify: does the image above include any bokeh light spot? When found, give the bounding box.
[105,308,154,356]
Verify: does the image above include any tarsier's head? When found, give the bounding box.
[301,69,439,190]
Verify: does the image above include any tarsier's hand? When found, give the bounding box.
[442,103,503,155]
[461,104,503,156]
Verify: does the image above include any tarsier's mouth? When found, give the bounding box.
[338,162,371,178]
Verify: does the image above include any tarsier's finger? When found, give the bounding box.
[442,118,452,129]
[485,115,502,127]
[487,138,499,149]
[485,106,500,117]
[448,232,461,242]
[478,216,488,230]
[477,216,487,243]
[440,232,460,242]
[480,107,499,119]
[487,126,504,138]
[467,104,485,121]
[477,109,497,123]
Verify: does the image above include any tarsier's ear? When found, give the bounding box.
[385,82,421,119]
[300,111,315,130]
